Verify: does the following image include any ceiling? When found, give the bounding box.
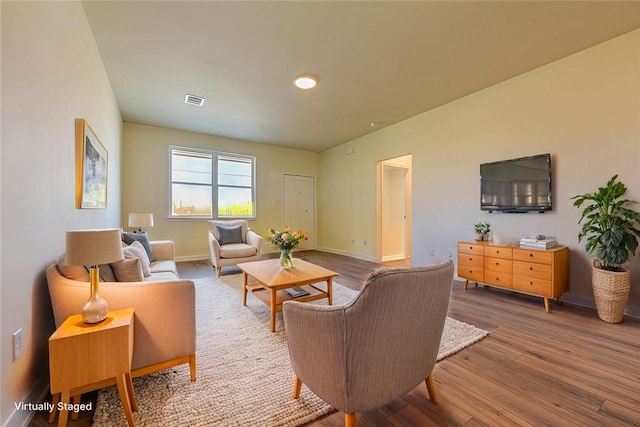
[82,1,640,152]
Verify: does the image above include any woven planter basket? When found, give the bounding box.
[592,265,630,324]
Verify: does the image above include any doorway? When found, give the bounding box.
[376,155,412,263]
[283,174,316,249]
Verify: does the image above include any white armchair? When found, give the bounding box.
[208,220,263,277]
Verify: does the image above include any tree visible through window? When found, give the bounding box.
[170,147,256,219]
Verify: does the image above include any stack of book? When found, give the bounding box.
[520,237,557,249]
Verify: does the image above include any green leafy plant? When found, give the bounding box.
[572,175,640,271]
[474,222,491,235]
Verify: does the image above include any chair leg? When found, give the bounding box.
[425,372,438,403]
[189,354,197,382]
[345,413,357,427]
[216,266,221,277]
[293,376,302,399]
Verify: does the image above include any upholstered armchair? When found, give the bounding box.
[208,220,263,277]
[283,260,454,427]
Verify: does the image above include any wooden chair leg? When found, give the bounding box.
[293,376,302,399]
[345,412,357,427]
[189,354,197,382]
[216,266,221,277]
[425,372,438,403]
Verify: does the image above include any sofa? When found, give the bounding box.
[46,239,196,381]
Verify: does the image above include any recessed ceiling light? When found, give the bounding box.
[293,74,318,90]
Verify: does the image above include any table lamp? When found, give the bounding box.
[65,228,124,323]
[128,213,154,233]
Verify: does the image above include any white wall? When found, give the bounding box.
[0,2,122,425]
[318,29,640,314]
[122,123,320,259]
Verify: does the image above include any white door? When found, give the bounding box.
[382,165,409,261]
[283,174,316,249]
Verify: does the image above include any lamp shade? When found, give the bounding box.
[128,213,154,228]
[65,228,124,266]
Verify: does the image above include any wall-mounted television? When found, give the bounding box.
[480,153,552,213]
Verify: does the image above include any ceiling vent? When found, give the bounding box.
[185,94,205,106]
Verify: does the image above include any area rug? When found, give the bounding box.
[93,274,488,426]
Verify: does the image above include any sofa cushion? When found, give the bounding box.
[122,231,156,262]
[150,260,178,275]
[216,225,244,245]
[111,257,144,282]
[57,255,90,281]
[124,241,151,276]
[145,271,179,281]
[220,243,257,258]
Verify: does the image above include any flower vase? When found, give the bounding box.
[280,249,293,269]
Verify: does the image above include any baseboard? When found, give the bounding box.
[381,254,408,262]
[175,254,210,262]
[3,375,50,427]
[314,247,378,263]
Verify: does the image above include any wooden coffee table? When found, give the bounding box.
[237,258,338,332]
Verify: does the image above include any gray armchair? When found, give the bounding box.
[208,220,263,277]
[283,260,454,427]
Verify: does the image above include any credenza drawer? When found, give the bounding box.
[484,272,512,288]
[484,257,512,273]
[513,261,552,280]
[458,266,484,283]
[485,246,512,259]
[458,242,484,256]
[513,249,553,264]
[513,276,552,296]
[458,254,483,268]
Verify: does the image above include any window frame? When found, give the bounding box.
[169,145,257,220]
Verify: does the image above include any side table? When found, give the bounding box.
[48,307,137,427]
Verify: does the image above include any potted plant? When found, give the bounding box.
[572,175,640,323]
[474,222,491,241]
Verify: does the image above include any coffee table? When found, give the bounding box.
[237,258,338,332]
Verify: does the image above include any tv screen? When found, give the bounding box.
[480,153,552,213]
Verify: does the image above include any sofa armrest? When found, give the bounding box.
[150,240,175,261]
[46,264,195,371]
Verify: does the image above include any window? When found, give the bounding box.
[170,146,256,219]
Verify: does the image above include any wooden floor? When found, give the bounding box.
[32,251,640,427]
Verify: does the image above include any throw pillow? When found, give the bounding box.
[123,241,151,276]
[216,225,244,245]
[111,257,144,282]
[122,231,156,262]
[98,264,117,282]
[57,255,90,281]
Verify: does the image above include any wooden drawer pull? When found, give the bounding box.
[530,267,534,270]
[529,253,534,257]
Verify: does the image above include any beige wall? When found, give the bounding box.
[122,123,320,258]
[1,2,122,425]
[318,29,640,314]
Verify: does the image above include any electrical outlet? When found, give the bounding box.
[352,239,356,244]
[429,248,435,256]
[448,250,453,258]
[12,328,23,361]
[363,240,367,246]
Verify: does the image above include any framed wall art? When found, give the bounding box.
[75,118,108,209]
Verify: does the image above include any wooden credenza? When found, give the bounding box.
[457,241,569,312]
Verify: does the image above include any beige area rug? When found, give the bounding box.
[93,274,488,426]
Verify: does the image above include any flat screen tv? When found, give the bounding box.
[480,153,552,213]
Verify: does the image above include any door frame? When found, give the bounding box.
[376,155,412,263]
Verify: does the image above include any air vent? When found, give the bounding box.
[185,94,205,106]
